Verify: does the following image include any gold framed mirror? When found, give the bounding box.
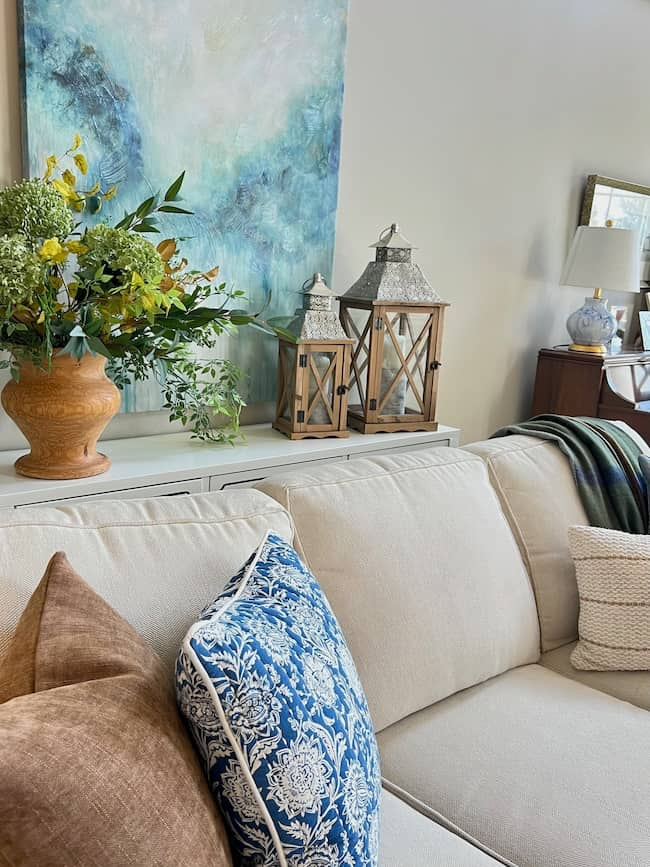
[580,175,650,349]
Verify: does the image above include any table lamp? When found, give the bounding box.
[560,225,640,354]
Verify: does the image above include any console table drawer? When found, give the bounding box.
[17,477,204,508]
[349,438,453,459]
[209,455,346,491]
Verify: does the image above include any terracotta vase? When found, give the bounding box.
[1,353,121,480]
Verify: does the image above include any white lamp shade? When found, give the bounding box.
[560,226,640,293]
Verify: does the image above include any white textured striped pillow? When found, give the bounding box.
[569,525,650,671]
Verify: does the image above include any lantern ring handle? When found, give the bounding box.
[302,273,326,291]
[378,223,400,241]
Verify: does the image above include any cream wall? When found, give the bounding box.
[0,0,19,183]
[3,0,650,446]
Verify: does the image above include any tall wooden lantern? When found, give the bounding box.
[273,273,353,440]
[339,224,449,434]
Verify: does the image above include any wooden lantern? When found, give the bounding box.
[273,274,353,440]
[339,224,449,434]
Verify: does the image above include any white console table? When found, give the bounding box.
[0,423,460,509]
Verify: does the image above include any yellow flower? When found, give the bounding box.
[141,289,159,312]
[73,153,88,175]
[62,169,76,187]
[38,237,67,264]
[51,178,74,201]
[103,185,118,200]
[64,240,88,255]
[43,154,58,181]
[71,133,82,152]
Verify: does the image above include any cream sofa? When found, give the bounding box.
[1,433,649,866]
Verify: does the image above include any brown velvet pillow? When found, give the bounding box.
[0,551,232,867]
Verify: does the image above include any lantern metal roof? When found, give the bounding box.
[286,273,350,341]
[302,272,338,304]
[341,223,445,304]
[371,223,415,250]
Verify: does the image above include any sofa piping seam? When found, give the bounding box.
[263,454,483,494]
[0,508,291,532]
[483,459,541,626]
[380,777,518,867]
[484,439,554,457]
[284,489,316,575]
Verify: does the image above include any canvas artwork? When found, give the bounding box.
[18,0,348,411]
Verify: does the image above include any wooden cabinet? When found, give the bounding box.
[531,348,650,442]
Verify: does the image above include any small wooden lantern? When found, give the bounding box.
[273,273,353,440]
[339,224,449,434]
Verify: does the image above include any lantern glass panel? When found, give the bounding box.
[341,306,373,416]
[305,350,338,427]
[378,311,432,418]
[278,343,297,422]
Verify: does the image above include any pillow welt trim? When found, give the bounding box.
[182,529,288,867]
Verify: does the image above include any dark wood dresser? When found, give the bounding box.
[531,347,650,442]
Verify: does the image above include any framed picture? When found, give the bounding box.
[18,0,349,410]
[638,311,650,351]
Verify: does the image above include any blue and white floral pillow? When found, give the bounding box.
[176,531,381,867]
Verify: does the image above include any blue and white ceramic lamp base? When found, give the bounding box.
[566,292,616,355]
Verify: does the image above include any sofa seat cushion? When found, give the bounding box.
[0,491,292,672]
[380,790,503,866]
[377,665,650,867]
[542,641,650,710]
[257,447,540,732]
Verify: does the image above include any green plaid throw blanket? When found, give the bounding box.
[491,414,647,534]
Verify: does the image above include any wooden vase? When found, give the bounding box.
[1,353,121,480]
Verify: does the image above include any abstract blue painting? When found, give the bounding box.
[18,1,348,410]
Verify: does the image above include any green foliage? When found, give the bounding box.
[0,235,45,306]
[114,171,193,234]
[162,358,245,444]
[0,178,73,242]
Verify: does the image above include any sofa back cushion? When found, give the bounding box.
[0,490,293,672]
[464,435,588,652]
[257,447,540,732]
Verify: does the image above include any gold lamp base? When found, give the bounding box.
[568,342,607,355]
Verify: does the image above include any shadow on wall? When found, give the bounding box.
[485,225,559,436]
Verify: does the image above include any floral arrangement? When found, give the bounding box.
[0,136,263,442]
